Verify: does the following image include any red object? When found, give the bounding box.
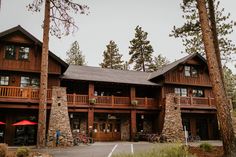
[0,121,5,125]
[12,120,37,126]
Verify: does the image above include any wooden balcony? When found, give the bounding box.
[0,86,158,108]
[67,95,158,108]
[179,96,216,109]
[0,86,52,103]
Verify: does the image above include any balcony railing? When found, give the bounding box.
[179,96,215,108]
[0,86,158,108]
[0,86,52,101]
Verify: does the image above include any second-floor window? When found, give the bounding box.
[5,45,16,60]
[0,76,9,86]
[184,65,198,77]
[20,76,39,88]
[174,88,187,96]
[192,89,204,97]
[19,46,30,60]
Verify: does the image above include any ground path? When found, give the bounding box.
[38,141,222,157]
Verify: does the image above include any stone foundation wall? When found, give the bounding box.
[47,87,73,147]
[161,93,185,142]
[121,118,130,141]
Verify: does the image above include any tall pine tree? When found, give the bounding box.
[100,40,124,69]
[170,0,236,64]
[129,26,154,72]
[151,54,170,71]
[66,41,86,65]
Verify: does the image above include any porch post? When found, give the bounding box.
[88,108,94,130]
[131,110,137,141]
[88,82,94,99]
[130,87,136,100]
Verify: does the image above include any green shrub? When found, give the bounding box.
[16,147,30,157]
[199,142,213,152]
[0,144,7,157]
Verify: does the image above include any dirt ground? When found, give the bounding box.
[7,151,52,157]
[189,146,224,157]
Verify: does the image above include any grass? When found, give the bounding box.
[199,142,213,152]
[112,144,196,157]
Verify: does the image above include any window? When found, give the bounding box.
[0,76,9,86]
[5,45,16,59]
[184,66,191,77]
[175,88,187,96]
[31,78,39,88]
[192,89,204,97]
[20,76,30,87]
[20,76,39,88]
[19,47,30,60]
[184,65,198,77]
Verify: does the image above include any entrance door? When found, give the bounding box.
[93,120,121,141]
[196,119,209,140]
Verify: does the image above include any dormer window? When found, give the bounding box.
[5,45,16,60]
[184,65,198,77]
[19,46,30,60]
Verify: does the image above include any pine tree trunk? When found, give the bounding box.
[208,0,225,87]
[37,0,50,148]
[196,0,236,156]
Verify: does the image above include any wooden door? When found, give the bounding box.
[93,120,121,141]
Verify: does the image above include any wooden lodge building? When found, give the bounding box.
[0,26,219,145]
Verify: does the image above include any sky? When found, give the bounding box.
[0,0,235,73]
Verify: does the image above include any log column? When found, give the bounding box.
[131,110,137,141]
[130,86,137,140]
[88,82,94,130]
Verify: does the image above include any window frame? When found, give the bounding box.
[192,89,204,97]
[0,76,10,86]
[174,87,188,96]
[4,45,16,60]
[18,46,30,60]
[184,65,199,77]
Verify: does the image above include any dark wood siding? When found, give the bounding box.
[0,34,61,74]
[164,58,211,86]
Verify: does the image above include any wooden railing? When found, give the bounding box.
[67,94,88,105]
[0,86,52,101]
[179,96,215,107]
[0,86,158,107]
[114,96,130,105]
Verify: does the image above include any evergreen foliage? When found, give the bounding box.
[66,41,86,65]
[223,66,236,108]
[151,54,170,71]
[170,0,236,64]
[129,26,154,72]
[100,40,124,69]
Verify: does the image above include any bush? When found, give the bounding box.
[16,147,30,157]
[0,144,7,157]
[199,142,213,152]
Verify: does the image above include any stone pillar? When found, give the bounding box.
[47,87,73,147]
[131,110,137,140]
[161,93,185,142]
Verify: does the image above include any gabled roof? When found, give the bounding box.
[148,53,207,80]
[62,65,159,86]
[0,25,68,72]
